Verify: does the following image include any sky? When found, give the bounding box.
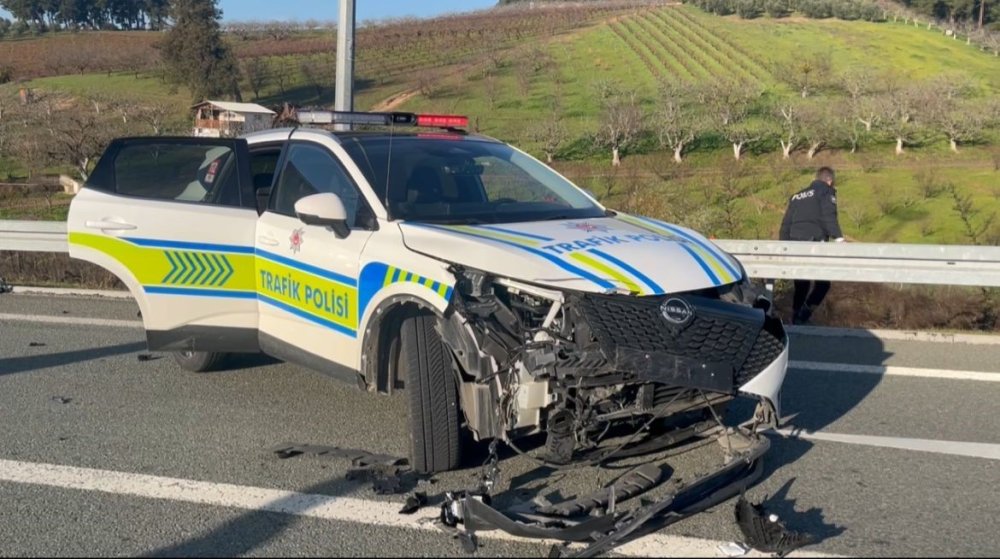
[0,1,500,23]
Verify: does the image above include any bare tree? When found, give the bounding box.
[798,101,838,159]
[851,94,882,133]
[700,79,762,160]
[133,102,176,136]
[879,85,924,156]
[242,58,269,100]
[723,120,768,161]
[653,82,702,163]
[840,68,876,100]
[515,61,532,97]
[483,73,499,109]
[594,90,644,167]
[527,109,568,164]
[927,97,986,153]
[777,52,833,98]
[774,100,802,159]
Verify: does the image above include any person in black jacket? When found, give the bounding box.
[779,167,845,325]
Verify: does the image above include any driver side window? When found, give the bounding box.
[269,143,364,227]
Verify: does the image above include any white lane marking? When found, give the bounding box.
[0,458,836,558]
[10,286,133,299]
[775,429,1000,461]
[789,325,1000,346]
[789,360,1000,382]
[0,313,141,329]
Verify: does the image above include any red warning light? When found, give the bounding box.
[416,114,469,128]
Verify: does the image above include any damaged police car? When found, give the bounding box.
[68,111,787,552]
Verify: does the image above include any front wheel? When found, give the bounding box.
[400,314,462,474]
[171,350,227,373]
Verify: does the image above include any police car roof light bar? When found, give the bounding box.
[296,110,468,130]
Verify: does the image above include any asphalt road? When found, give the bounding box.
[2,293,1000,557]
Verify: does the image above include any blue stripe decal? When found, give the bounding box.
[475,225,555,242]
[676,244,721,285]
[588,249,665,294]
[414,224,615,290]
[123,237,255,254]
[632,216,742,280]
[256,249,357,287]
[144,286,257,299]
[443,286,454,300]
[257,294,357,338]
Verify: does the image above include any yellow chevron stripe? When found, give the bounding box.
[570,252,643,294]
[450,225,541,247]
[383,266,396,287]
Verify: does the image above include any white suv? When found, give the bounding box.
[68,112,787,474]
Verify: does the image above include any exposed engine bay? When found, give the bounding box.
[430,266,790,556]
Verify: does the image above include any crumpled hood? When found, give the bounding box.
[399,214,744,295]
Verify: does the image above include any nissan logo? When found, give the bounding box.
[660,298,694,325]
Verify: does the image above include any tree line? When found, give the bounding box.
[527,64,1000,167]
[0,0,170,32]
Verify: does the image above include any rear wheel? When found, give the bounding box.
[400,314,462,473]
[172,350,227,373]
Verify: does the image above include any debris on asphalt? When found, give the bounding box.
[0,277,12,294]
[345,463,409,495]
[50,396,72,404]
[136,353,162,362]
[399,491,428,515]
[269,443,407,467]
[735,494,816,557]
[29,342,47,347]
[718,541,751,557]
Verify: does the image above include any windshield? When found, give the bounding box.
[339,136,605,224]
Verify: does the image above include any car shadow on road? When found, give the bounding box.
[0,341,147,376]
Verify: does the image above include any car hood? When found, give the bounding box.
[398,214,744,295]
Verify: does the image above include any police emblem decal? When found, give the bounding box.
[565,222,610,233]
[290,228,305,254]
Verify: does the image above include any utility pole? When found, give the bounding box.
[334,0,356,130]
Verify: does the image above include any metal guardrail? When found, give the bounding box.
[3,220,1000,288]
[0,220,68,253]
[715,240,1000,288]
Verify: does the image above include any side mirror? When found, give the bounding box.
[295,192,350,239]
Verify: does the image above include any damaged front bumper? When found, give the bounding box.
[442,427,770,557]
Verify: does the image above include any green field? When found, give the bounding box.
[1,3,998,244]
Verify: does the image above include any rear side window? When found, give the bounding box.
[109,142,242,207]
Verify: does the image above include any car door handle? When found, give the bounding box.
[257,236,279,247]
[85,219,137,231]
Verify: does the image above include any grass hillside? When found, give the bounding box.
[1,2,998,246]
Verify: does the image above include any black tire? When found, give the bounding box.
[171,350,227,373]
[401,314,461,473]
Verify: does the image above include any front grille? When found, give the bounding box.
[577,294,758,362]
[576,293,784,389]
[735,318,785,385]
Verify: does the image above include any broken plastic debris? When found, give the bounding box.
[718,541,751,557]
[29,342,46,347]
[399,492,428,515]
[735,494,816,557]
[50,396,72,404]
[137,353,162,362]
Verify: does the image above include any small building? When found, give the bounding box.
[192,100,276,138]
